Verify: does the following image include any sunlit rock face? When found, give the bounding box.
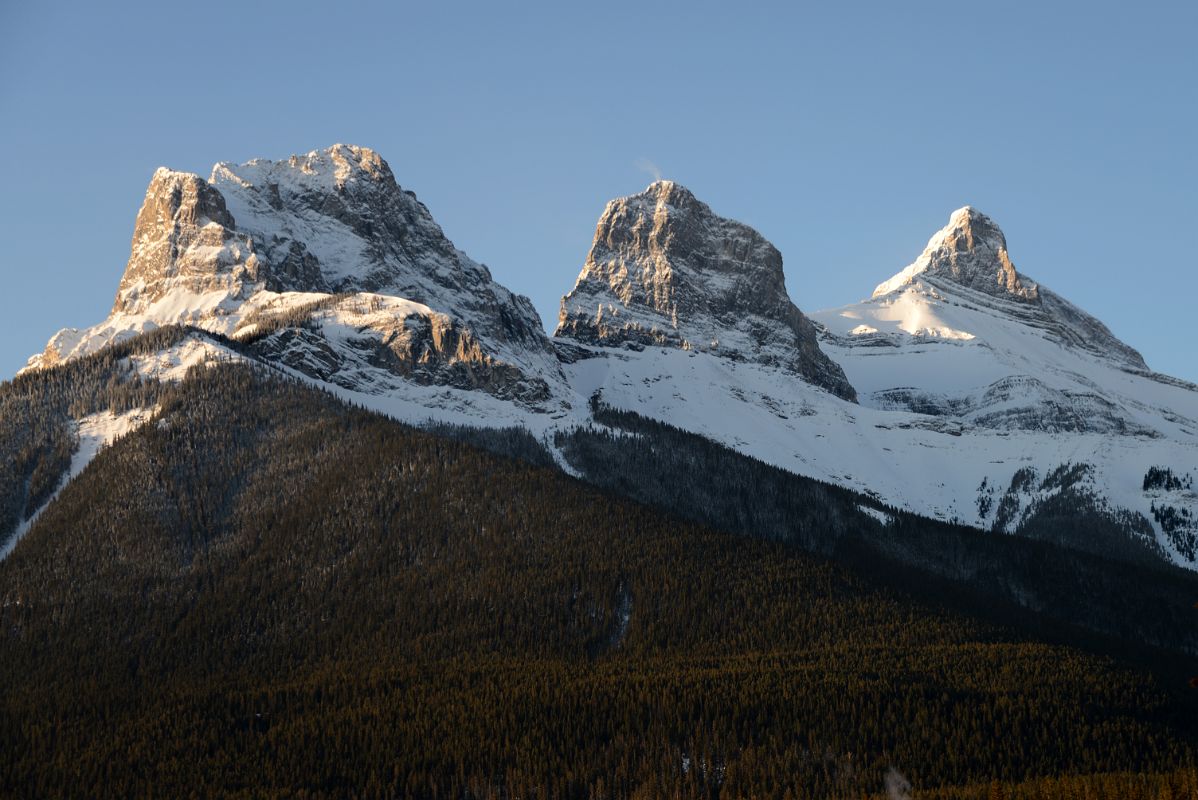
[25,145,568,406]
[556,180,857,401]
[873,206,1039,302]
[112,168,265,316]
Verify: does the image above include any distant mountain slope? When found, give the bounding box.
[811,207,1198,561]
[2,360,1197,799]
[4,332,1196,652]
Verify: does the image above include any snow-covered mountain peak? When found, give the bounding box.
[210,143,393,202]
[556,182,857,400]
[814,204,1165,438]
[11,158,1198,572]
[874,206,1039,302]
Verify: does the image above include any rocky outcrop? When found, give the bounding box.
[556,181,856,401]
[240,295,554,404]
[113,168,264,316]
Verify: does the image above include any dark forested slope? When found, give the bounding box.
[557,402,1198,656]
[1,362,1197,799]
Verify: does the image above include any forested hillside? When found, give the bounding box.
[0,326,194,541]
[1,361,1196,799]
[558,401,1198,655]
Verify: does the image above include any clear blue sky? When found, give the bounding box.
[1,0,1194,381]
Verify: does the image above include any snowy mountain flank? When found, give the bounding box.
[13,145,1198,570]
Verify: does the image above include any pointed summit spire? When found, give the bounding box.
[873,207,1039,302]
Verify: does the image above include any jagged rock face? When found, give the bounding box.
[110,144,552,360]
[556,181,857,401]
[113,169,264,315]
[209,145,551,356]
[873,206,1039,301]
[238,295,554,404]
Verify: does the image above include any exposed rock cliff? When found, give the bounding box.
[556,181,856,401]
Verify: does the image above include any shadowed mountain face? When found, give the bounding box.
[556,181,857,401]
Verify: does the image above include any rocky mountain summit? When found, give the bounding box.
[556,181,856,401]
[26,145,565,404]
[867,206,1147,370]
[209,145,551,356]
[872,206,1039,302]
[112,168,264,316]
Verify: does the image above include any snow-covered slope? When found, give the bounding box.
[561,342,1196,564]
[554,204,1198,569]
[810,207,1196,439]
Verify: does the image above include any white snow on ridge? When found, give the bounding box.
[812,278,1198,440]
[20,290,332,374]
[212,159,373,284]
